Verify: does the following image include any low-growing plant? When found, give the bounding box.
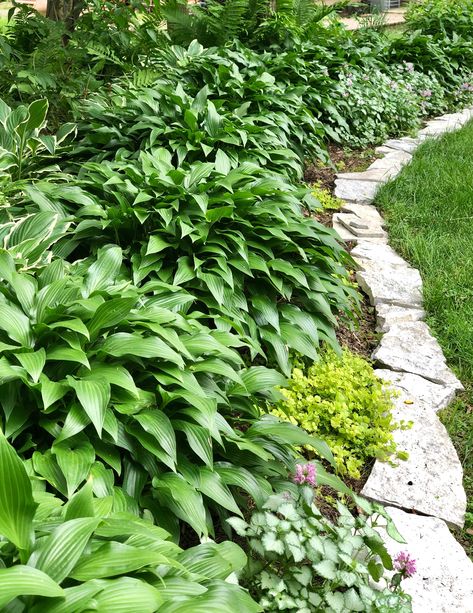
[311,183,343,210]
[229,477,414,612]
[271,350,408,478]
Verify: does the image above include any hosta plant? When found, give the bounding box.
[229,480,413,612]
[0,431,261,612]
[0,213,347,539]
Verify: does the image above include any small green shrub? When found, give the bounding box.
[406,0,473,39]
[272,350,406,478]
[229,481,413,612]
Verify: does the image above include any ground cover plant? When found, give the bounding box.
[376,121,473,558]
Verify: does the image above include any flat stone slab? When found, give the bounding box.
[341,203,386,227]
[334,179,379,204]
[376,507,473,611]
[356,262,423,308]
[336,167,398,183]
[381,137,421,154]
[372,321,463,390]
[375,369,456,413]
[362,373,465,527]
[351,241,408,269]
[332,214,357,242]
[338,214,387,239]
[375,303,425,332]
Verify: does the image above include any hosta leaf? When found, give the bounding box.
[153,473,207,536]
[82,577,162,613]
[47,346,90,369]
[100,333,184,367]
[32,451,68,496]
[31,517,100,583]
[146,235,172,255]
[15,348,46,383]
[177,541,247,579]
[133,410,176,462]
[69,542,176,581]
[87,297,136,338]
[173,256,195,285]
[238,367,287,395]
[84,245,122,297]
[197,468,242,516]
[86,363,139,397]
[157,581,261,613]
[67,377,111,437]
[65,481,95,520]
[53,442,95,497]
[0,430,36,550]
[173,420,213,468]
[215,464,271,508]
[48,319,90,339]
[0,566,63,609]
[0,302,32,347]
[29,581,102,613]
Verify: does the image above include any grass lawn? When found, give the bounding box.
[376,122,473,556]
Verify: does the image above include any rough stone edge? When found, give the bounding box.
[331,107,473,608]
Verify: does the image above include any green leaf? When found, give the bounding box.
[65,481,95,520]
[100,333,184,367]
[15,348,46,383]
[67,378,111,437]
[153,473,207,536]
[69,542,174,581]
[53,442,95,497]
[198,468,241,516]
[173,420,213,468]
[146,235,172,255]
[367,559,384,582]
[40,375,69,409]
[0,302,32,347]
[31,517,100,583]
[47,346,90,369]
[87,298,136,338]
[314,559,337,580]
[83,577,162,613]
[0,566,63,609]
[0,430,36,550]
[158,582,261,613]
[133,411,176,463]
[239,367,287,394]
[84,246,122,297]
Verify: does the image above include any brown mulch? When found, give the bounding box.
[304,144,379,192]
[337,291,379,361]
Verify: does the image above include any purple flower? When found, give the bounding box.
[420,89,432,98]
[389,81,398,90]
[405,83,413,92]
[293,463,317,487]
[394,551,417,578]
[346,78,353,87]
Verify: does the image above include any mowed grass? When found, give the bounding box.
[376,121,473,556]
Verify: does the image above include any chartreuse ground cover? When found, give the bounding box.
[376,120,473,557]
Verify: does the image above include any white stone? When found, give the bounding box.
[375,369,456,412]
[362,388,466,527]
[372,321,463,390]
[336,167,397,183]
[375,303,426,332]
[338,214,387,239]
[356,262,423,308]
[332,214,357,242]
[383,149,413,166]
[381,137,421,154]
[376,507,473,612]
[351,241,408,268]
[341,203,386,227]
[334,179,379,204]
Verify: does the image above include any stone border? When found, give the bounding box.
[332,109,473,610]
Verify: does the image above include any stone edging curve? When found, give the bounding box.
[331,109,473,611]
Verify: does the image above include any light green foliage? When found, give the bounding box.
[0,432,261,612]
[272,350,405,478]
[229,487,412,612]
[311,184,343,210]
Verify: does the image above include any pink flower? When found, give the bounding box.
[293,463,317,487]
[420,89,432,98]
[346,78,353,87]
[405,62,414,73]
[394,551,417,578]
